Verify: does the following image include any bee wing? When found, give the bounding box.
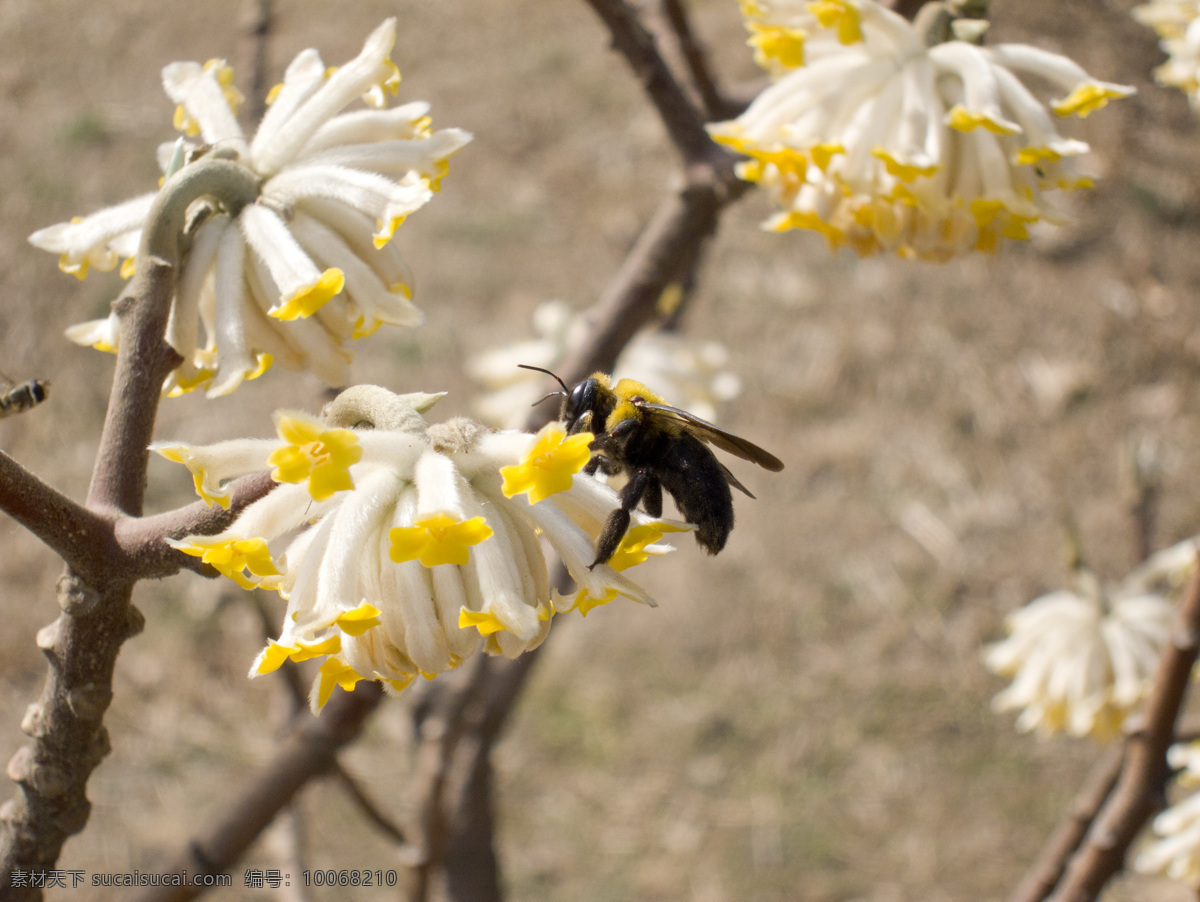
[634,401,784,471]
[719,461,756,499]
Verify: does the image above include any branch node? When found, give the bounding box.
[66,685,113,723]
[34,620,61,657]
[125,605,146,640]
[56,574,101,617]
[20,706,47,741]
[6,747,67,799]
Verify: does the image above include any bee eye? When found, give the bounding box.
[565,382,588,420]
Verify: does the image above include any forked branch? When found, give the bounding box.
[1049,556,1200,901]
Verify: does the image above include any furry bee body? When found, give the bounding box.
[0,378,49,419]
[523,367,783,568]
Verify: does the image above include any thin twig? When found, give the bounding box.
[331,764,411,849]
[1049,555,1200,901]
[551,178,745,405]
[241,0,275,127]
[136,682,385,902]
[440,637,548,901]
[659,0,730,121]
[581,0,720,167]
[1009,744,1126,902]
[408,662,482,902]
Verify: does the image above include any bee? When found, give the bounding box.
[0,372,49,420]
[521,366,783,568]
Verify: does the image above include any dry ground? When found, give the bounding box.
[1,0,1199,899]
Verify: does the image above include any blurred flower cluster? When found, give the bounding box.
[1133,0,1200,109]
[711,0,1133,259]
[1138,740,1200,884]
[158,386,682,711]
[984,538,1196,741]
[29,20,469,397]
[467,300,742,429]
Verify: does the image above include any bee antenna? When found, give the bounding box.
[530,390,566,408]
[517,364,570,394]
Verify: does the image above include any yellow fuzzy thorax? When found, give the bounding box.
[604,377,680,435]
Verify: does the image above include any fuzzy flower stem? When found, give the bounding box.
[1049,554,1200,902]
[139,158,262,266]
[89,160,260,518]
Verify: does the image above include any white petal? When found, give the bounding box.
[250,18,398,176]
[248,48,328,169]
[297,102,432,157]
[161,61,247,153]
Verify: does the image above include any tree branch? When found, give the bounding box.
[136,681,385,902]
[1009,745,1125,902]
[552,175,745,399]
[0,451,115,584]
[112,472,278,580]
[1049,555,1200,901]
[0,577,141,899]
[581,0,721,167]
[659,0,733,121]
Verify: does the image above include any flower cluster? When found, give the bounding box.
[1133,0,1200,109]
[159,386,682,712]
[29,20,470,397]
[1137,740,1200,885]
[710,0,1133,259]
[467,300,742,429]
[984,566,1177,741]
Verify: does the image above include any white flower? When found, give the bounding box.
[29,20,470,397]
[1134,733,1200,885]
[984,570,1172,740]
[1133,0,1200,110]
[158,386,682,712]
[711,0,1133,259]
[1136,785,1200,885]
[467,300,742,429]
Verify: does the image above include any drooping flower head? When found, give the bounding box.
[983,537,1198,740]
[29,20,471,397]
[1133,0,1200,110]
[710,0,1133,259]
[1135,739,1200,886]
[158,385,682,712]
[467,299,743,429]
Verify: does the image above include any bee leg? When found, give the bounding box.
[583,453,619,477]
[568,410,594,435]
[590,468,653,569]
[642,478,663,518]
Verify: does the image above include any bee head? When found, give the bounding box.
[563,378,598,426]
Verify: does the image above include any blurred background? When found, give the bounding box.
[0,0,1198,898]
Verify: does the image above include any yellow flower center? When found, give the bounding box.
[500,425,594,504]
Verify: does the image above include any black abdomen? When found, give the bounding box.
[657,434,735,555]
